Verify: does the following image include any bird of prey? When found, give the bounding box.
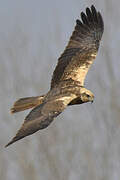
[5,5,104,147]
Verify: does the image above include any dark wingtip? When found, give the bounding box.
[91,5,95,9]
[5,135,21,147]
[5,142,12,148]
[79,5,104,40]
[5,138,16,148]
[81,5,103,24]
[98,11,104,32]
[5,134,24,148]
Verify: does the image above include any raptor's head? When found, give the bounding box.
[80,88,94,103]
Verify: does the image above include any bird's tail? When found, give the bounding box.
[10,95,45,113]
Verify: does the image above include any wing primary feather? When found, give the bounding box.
[86,8,94,22]
[76,19,82,26]
[81,12,89,25]
[98,12,104,33]
[91,5,98,22]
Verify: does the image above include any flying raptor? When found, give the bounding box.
[5,5,104,147]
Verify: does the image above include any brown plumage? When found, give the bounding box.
[5,5,104,147]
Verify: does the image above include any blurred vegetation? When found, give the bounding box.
[0,0,120,180]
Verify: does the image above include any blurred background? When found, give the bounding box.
[0,0,120,179]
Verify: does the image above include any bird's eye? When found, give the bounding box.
[86,94,90,98]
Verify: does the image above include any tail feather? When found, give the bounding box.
[11,95,45,113]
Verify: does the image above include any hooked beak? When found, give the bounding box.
[89,96,94,103]
[91,100,93,104]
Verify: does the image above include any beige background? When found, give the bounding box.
[0,0,120,180]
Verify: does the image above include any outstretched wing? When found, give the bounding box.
[5,92,76,147]
[51,5,104,88]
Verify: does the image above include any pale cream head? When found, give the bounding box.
[80,88,94,103]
